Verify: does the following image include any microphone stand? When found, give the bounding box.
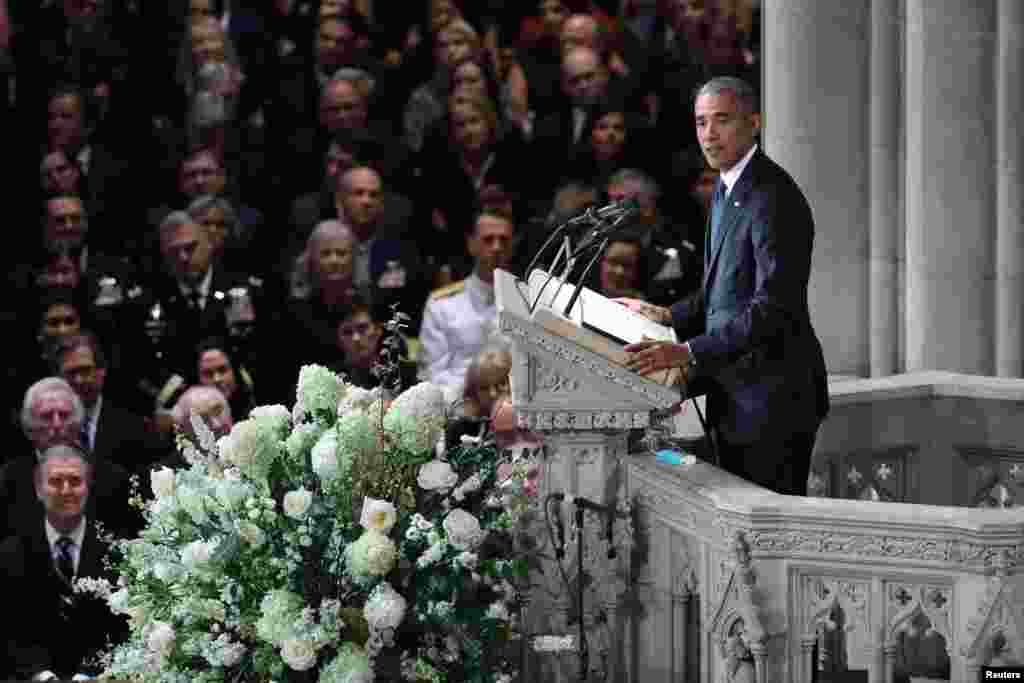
[562,236,609,319]
[575,503,588,683]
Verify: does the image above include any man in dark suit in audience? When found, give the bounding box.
[55,331,168,477]
[620,77,828,496]
[0,377,138,540]
[0,444,128,680]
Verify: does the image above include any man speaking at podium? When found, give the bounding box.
[618,77,828,496]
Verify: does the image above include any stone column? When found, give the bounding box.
[869,0,902,377]
[904,1,997,373]
[763,0,871,377]
[996,0,1024,376]
[799,635,816,683]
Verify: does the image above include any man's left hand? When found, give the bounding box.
[624,340,691,377]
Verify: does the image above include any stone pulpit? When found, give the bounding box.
[494,268,683,682]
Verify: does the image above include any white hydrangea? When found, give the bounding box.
[311,429,343,481]
[320,643,373,683]
[442,508,484,551]
[249,404,291,434]
[256,590,304,646]
[345,530,397,578]
[295,365,344,421]
[281,637,318,671]
[337,385,382,417]
[285,421,326,463]
[363,581,407,632]
[384,382,446,452]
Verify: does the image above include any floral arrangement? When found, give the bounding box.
[84,365,542,683]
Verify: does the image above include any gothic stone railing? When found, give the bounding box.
[626,455,1024,683]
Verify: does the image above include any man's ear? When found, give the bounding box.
[749,111,762,136]
[466,231,480,259]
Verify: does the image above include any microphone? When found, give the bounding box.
[566,197,642,226]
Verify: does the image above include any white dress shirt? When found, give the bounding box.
[179,267,213,310]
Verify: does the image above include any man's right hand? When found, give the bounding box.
[613,298,671,325]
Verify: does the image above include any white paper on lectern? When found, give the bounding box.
[525,269,677,346]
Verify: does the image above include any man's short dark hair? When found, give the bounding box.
[696,77,759,115]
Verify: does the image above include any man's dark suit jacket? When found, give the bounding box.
[671,149,829,446]
[0,454,139,541]
[93,398,169,477]
[0,516,128,679]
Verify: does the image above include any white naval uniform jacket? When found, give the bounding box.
[418,273,497,401]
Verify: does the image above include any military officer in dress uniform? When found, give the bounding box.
[121,211,268,421]
[418,209,516,405]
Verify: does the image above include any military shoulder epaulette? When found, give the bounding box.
[429,280,467,301]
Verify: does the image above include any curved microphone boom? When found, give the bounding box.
[566,196,642,226]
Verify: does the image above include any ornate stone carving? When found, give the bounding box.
[499,316,678,409]
[535,362,581,394]
[518,409,651,432]
[961,558,1024,665]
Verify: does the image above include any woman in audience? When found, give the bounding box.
[283,220,362,376]
[562,95,658,190]
[194,337,257,423]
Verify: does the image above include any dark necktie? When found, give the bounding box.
[189,288,203,312]
[707,179,727,264]
[56,536,75,582]
[80,413,91,452]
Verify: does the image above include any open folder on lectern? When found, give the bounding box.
[513,268,684,387]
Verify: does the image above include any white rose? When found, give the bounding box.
[443,508,484,551]
[250,404,291,432]
[147,621,176,658]
[363,581,407,632]
[238,522,266,548]
[359,497,397,534]
[283,488,313,519]
[311,430,340,480]
[281,637,317,671]
[150,467,176,499]
[417,460,458,491]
